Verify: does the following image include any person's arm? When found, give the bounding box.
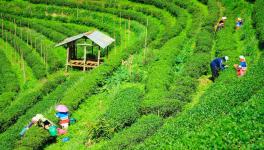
[219,59,226,70]
[55,112,60,118]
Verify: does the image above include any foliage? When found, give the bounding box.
[0,74,81,149]
[254,0,264,46]
[0,92,16,112]
[0,30,47,79]
[0,0,152,149]
[182,53,211,78]
[93,115,163,150]
[0,19,65,72]
[89,86,143,141]
[0,50,19,94]
[0,0,262,149]
[0,73,66,133]
[138,52,264,149]
[167,76,198,102]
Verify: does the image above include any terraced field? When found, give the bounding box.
[0,0,263,149]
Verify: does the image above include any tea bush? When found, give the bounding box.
[93,115,163,150]
[89,86,143,141]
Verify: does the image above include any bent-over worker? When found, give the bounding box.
[210,56,229,82]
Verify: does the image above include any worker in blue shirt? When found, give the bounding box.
[210,56,229,82]
[234,55,247,77]
[236,18,243,30]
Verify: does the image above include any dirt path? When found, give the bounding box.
[183,75,212,111]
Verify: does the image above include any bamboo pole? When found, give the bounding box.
[43,45,46,64]
[40,41,43,58]
[28,22,30,44]
[114,15,117,56]
[5,32,7,52]
[14,19,17,62]
[21,51,26,84]
[27,22,33,45]
[45,46,48,69]
[101,3,104,23]
[35,38,37,51]
[20,21,22,39]
[144,18,148,63]
[114,33,116,56]
[14,19,16,36]
[1,15,3,38]
[124,18,126,49]
[77,6,79,19]
[128,17,131,45]
[119,11,122,51]
[26,29,29,44]
[129,55,133,79]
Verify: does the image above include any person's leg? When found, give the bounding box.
[210,66,216,82]
[215,69,219,78]
[211,66,219,82]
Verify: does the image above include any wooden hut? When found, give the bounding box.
[56,30,115,71]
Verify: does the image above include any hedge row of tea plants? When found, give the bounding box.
[46,90,115,150]
[133,0,191,116]
[0,19,65,71]
[2,1,156,149]
[168,0,220,104]
[214,0,258,65]
[137,53,264,148]
[60,0,208,147]
[140,0,212,117]
[39,0,258,149]
[0,0,233,147]
[16,0,175,112]
[1,17,94,69]
[0,73,82,149]
[0,48,19,112]
[11,0,186,148]
[0,50,19,95]
[41,0,186,147]
[0,72,67,133]
[0,39,36,87]
[172,86,264,149]
[89,86,144,141]
[0,30,47,79]
[24,0,167,48]
[1,0,156,43]
[254,0,264,46]
[92,114,163,150]
[136,0,262,148]
[87,0,213,148]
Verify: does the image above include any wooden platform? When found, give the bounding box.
[68,60,99,69]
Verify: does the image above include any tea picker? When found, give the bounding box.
[20,114,58,137]
[215,16,227,31]
[210,56,229,82]
[236,18,244,30]
[55,105,70,129]
[234,55,247,77]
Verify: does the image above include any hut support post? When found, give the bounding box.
[106,47,108,58]
[92,42,94,55]
[66,47,70,71]
[97,47,101,66]
[83,46,87,71]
